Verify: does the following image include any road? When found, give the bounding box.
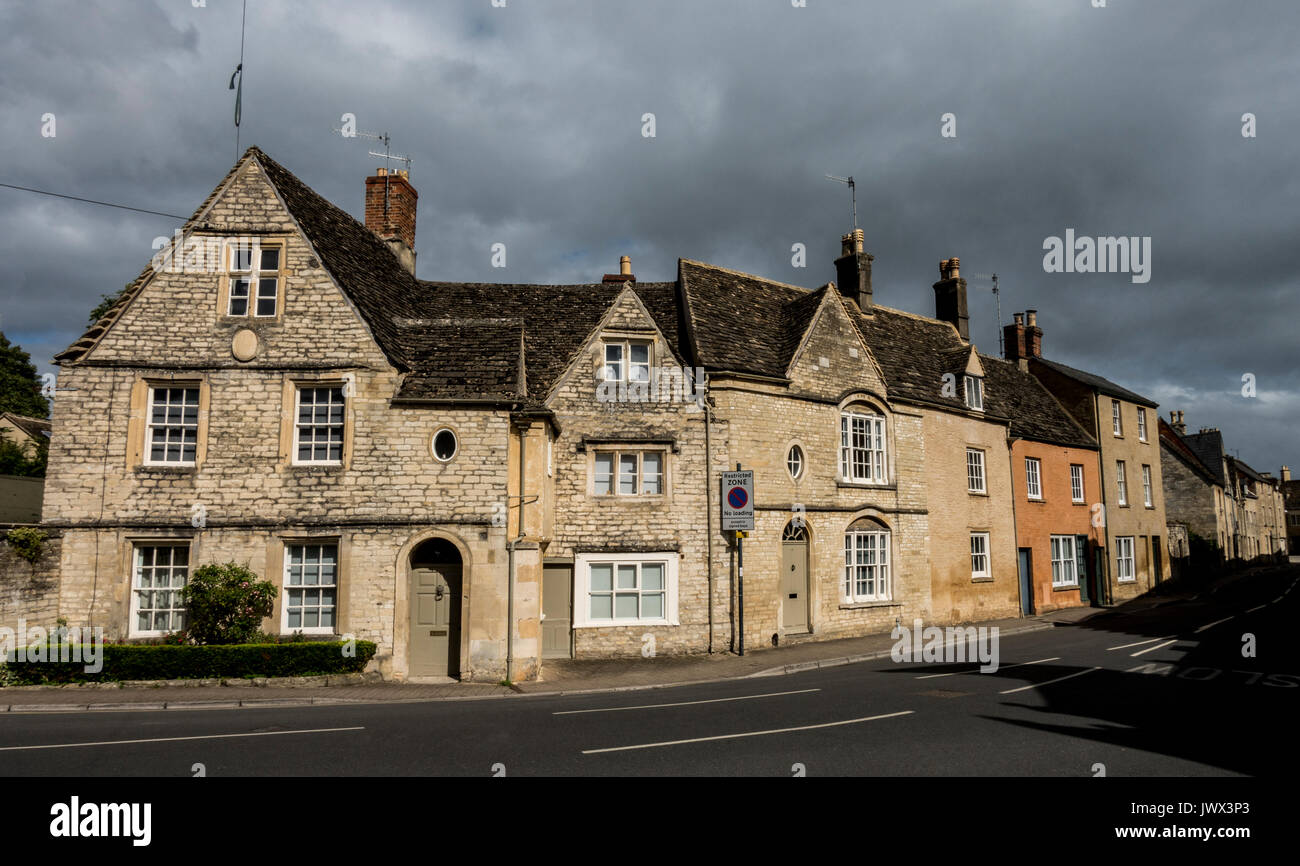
[2,566,1295,777]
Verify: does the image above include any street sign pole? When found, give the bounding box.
[721,463,755,658]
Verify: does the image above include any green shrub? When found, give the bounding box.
[2,640,376,685]
[4,527,47,563]
[181,562,277,645]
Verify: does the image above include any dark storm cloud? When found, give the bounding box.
[1,0,1295,470]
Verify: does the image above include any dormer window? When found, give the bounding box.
[602,340,651,383]
[964,375,984,411]
[227,242,282,317]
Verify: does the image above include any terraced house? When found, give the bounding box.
[1021,316,1172,601]
[45,147,1097,681]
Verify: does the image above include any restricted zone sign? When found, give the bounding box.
[721,470,754,531]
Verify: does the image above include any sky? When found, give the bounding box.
[0,0,1295,473]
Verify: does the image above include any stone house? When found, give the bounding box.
[1021,318,1172,601]
[44,147,1086,681]
[1159,412,1230,562]
[1282,468,1300,554]
[1173,419,1287,563]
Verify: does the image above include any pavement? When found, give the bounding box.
[0,607,1119,712]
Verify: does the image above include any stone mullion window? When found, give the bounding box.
[129,544,190,637]
[226,241,283,318]
[282,543,338,633]
[146,386,200,465]
[294,386,345,465]
[843,527,890,602]
[593,449,664,496]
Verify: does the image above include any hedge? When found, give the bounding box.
[1,641,376,685]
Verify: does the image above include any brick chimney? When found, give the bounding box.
[1024,309,1043,358]
[602,255,636,284]
[365,167,418,275]
[1003,312,1027,363]
[835,229,874,312]
[933,257,969,341]
[1170,410,1187,435]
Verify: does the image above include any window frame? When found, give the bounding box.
[592,448,666,497]
[1116,536,1136,582]
[839,409,888,485]
[1070,463,1085,504]
[601,338,653,384]
[966,448,986,494]
[970,532,991,579]
[225,240,284,319]
[1025,457,1043,501]
[1112,399,1123,437]
[281,541,339,635]
[128,543,191,638]
[431,427,458,463]
[1050,535,1079,588]
[144,384,201,466]
[843,526,892,603]
[1137,407,1148,442]
[964,375,984,412]
[1116,460,1128,506]
[573,552,679,627]
[787,444,804,480]
[292,384,347,466]
[1142,464,1154,508]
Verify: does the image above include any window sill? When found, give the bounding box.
[577,620,676,629]
[836,480,896,491]
[970,576,994,583]
[1026,498,1045,504]
[592,494,667,502]
[968,490,988,497]
[1051,583,1080,592]
[838,600,900,610]
[136,464,196,475]
[286,463,344,472]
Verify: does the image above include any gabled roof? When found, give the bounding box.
[1032,356,1159,409]
[0,412,51,441]
[408,280,681,406]
[851,305,973,412]
[979,357,1097,448]
[678,259,810,379]
[1181,429,1228,486]
[1158,417,1220,487]
[1231,457,1268,485]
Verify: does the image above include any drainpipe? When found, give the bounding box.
[703,389,715,654]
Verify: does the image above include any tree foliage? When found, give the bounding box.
[0,332,50,419]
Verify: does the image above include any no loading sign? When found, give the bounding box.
[721,470,754,530]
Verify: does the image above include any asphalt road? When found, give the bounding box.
[2,567,1295,777]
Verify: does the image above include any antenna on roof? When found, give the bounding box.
[967,272,1003,356]
[333,128,413,225]
[825,175,857,231]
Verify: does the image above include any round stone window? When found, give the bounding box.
[432,428,458,462]
[787,444,804,479]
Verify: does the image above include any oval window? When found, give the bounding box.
[432,428,458,462]
[787,444,804,479]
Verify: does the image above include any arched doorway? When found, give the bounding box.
[409,538,463,678]
[781,521,810,634]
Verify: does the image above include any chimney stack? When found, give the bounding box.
[602,255,636,284]
[1003,312,1028,364]
[1024,309,1042,358]
[365,167,418,275]
[834,229,874,312]
[1282,466,1291,483]
[1170,410,1187,435]
[933,257,970,341]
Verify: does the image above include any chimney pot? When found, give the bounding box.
[1025,309,1037,327]
[603,255,636,284]
[1282,466,1291,482]
[620,255,631,275]
[1013,312,1024,326]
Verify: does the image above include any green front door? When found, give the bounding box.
[410,566,460,677]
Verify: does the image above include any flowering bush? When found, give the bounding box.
[180,562,277,645]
